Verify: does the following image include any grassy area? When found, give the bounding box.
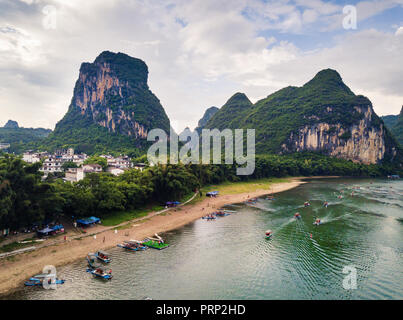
[101,205,164,227]
[100,178,290,227]
[0,241,36,253]
[201,177,290,196]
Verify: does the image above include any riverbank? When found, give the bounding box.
[0,177,305,296]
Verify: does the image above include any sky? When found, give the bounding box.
[0,0,403,133]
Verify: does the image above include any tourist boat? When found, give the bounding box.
[266,195,275,200]
[214,210,230,217]
[313,219,322,226]
[222,209,237,213]
[86,267,113,280]
[86,253,102,269]
[304,201,310,207]
[246,198,258,203]
[117,240,147,251]
[202,215,216,220]
[265,230,273,239]
[294,213,301,219]
[142,234,170,250]
[323,201,329,208]
[95,250,111,263]
[24,274,65,287]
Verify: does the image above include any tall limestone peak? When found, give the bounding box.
[4,120,19,128]
[47,51,171,154]
[195,106,219,134]
[205,93,253,130]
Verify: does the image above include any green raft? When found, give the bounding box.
[142,239,170,250]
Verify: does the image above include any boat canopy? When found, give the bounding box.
[76,216,101,226]
[206,191,219,196]
[97,250,110,256]
[265,230,272,234]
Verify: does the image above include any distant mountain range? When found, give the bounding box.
[381,107,403,147]
[200,69,401,164]
[0,120,52,154]
[3,51,401,166]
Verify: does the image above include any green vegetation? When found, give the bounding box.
[382,107,403,147]
[1,152,401,231]
[40,51,170,156]
[0,127,51,154]
[204,69,401,161]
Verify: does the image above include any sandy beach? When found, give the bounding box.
[0,178,305,296]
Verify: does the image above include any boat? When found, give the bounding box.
[221,209,237,213]
[117,240,147,251]
[95,250,111,263]
[323,201,329,208]
[313,219,322,226]
[202,215,216,220]
[265,229,273,239]
[86,267,113,280]
[246,198,258,203]
[214,210,230,217]
[304,201,310,207]
[86,253,102,269]
[142,234,169,250]
[294,212,301,219]
[24,274,65,287]
[266,195,275,200]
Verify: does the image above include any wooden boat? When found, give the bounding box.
[142,234,169,250]
[95,250,111,263]
[214,211,230,217]
[265,230,273,239]
[117,240,147,251]
[86,267,113,280]
[202,215,216,220]
[86,253,102,269]
[24,274,65,287]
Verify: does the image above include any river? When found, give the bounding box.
[5,178,403,300]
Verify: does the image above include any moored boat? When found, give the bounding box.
[202,214,216,220]
[95,250,111,263]
[86,267,113,280]
[86,253,102,269]
[24,274,65,287]
[142,234,169,250]
[117,240,147,251]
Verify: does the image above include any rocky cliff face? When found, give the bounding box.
[281,105,396,164]
[68,51,170,138]
[203,69,401,164]
[195,106,219,134]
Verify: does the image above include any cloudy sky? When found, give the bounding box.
[1,0,403,132]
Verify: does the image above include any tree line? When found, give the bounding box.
[0,152,401,230]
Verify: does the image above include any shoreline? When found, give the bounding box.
[0,177,306,296]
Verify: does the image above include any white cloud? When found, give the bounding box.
[0,0,403,133]
[395,26,403,35]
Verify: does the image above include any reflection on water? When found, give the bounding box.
[4,178,403,300]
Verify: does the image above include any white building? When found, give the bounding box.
[107,167,128,176]
[83,164,103,173]
[65,167,85,182]
[41,157,63,173]
[23,151,42,163]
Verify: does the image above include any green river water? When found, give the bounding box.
[4,178,403,300]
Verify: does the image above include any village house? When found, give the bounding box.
[82,163,103,173]
[65,167,85,182]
